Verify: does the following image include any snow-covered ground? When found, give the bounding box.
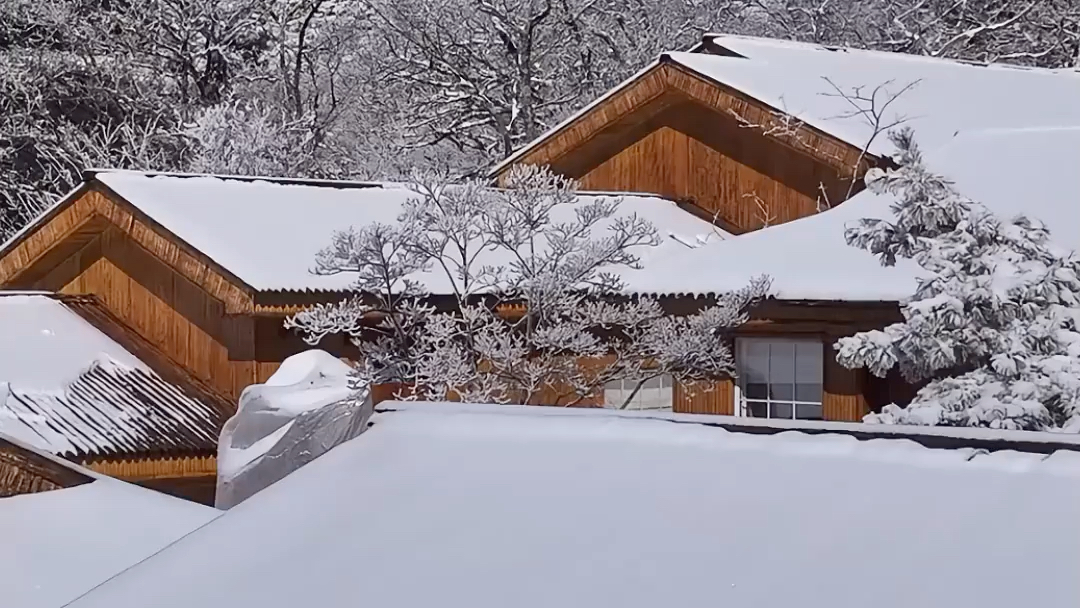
[0,437,219,608]
[64,401,1080,608]
[216,350,371,509]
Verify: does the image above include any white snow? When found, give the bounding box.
[0,294,146,389]
[624,126,1080,300]
[216,350,371,509]
[93,171,729,293]
[64,401,1080,608]
[496,34,1080,178]
[668,36,1080,155]
[0,294,225,457]
[0,456,219,608]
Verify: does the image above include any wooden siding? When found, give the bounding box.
[822,340,869,421]
[27,224,257,401]
[0,438,92,497]
[0,189,254,313]
[497,61,870,233]
[578,115,848,232]
[674,379,735,415]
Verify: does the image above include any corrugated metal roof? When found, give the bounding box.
[2,359,227,459]
[0,293,234,460]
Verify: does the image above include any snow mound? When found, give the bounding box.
[215,350,372,509]
[60,402,1080,608]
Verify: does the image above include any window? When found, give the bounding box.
[603,374,673,411]
[737,338,823,420]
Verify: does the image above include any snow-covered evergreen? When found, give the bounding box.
[286,165,769,407]
[837,128,1080,432]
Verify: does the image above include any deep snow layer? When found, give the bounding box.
[66,402,1080,608]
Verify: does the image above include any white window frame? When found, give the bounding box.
[603,374,674,411]
[735,338,824,420]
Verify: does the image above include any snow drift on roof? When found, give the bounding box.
[93,170,729,293]
[668,36,1080,155]
[0,476,219,608]
[496,34,1080,176]
[0,294,146,389]
[63,402,1080,608]
[623,126,1080,300]
[0,294,227,457]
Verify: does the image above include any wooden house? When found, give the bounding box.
[0,292,231,504]
[0,173,732,404]
[488,33,1080,421]
[4,34,1079,429]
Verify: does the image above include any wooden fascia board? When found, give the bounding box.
[0,185,255,313]
[492,58,876,182]
[81,454,217,481]
[658,59,875,175]
[0,182,90,261]
[492,62,673,177]
[85,183,257,314]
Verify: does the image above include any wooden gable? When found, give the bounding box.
[0,185,267,399]
[492,58,876,233]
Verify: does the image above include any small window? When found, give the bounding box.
[737,338,823,420]
[603,374,674,411]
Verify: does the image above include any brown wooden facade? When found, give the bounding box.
[491,58,878,234]
[0,49,907,429]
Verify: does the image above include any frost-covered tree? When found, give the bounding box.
[750,0,1080,68]
[836,128,1080,432]
[287,165,769,407]
[355,0,739,161]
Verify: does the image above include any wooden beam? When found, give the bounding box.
[82,454,217,481]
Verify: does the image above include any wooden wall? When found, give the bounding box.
[29,225,257,402]
[674,378,735,415]
[0,439,92,497]
[577,104,850,232]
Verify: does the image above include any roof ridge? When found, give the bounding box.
[697,33,1078,75]
[84,169,391,191]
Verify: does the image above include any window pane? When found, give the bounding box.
[770,402,793,419]
[796,342,823,383]
[741,340,770,384]
[745,383,769,400]
[769,383,794,401]
[747,400,769,418]
[795,383,822,403]
[795,403,823,420]
[769,344,795,384]
[603,388,625,408]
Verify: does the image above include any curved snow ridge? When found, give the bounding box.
[217,350,373,509]
[374,402,1080,478]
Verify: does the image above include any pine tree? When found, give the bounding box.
[836,128,1080,432]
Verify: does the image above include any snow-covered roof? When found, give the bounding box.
[668,35,1080,154]
[624,126,1080,300]
[0,457,219,608]
[63,402,1080,608]
[0,293,146,389]
[0,294,230,458]
[89,170,728,293]
[495,34,1080,175]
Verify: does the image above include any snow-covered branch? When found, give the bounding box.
[837,128,1080,432]
[288,164,770,407]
